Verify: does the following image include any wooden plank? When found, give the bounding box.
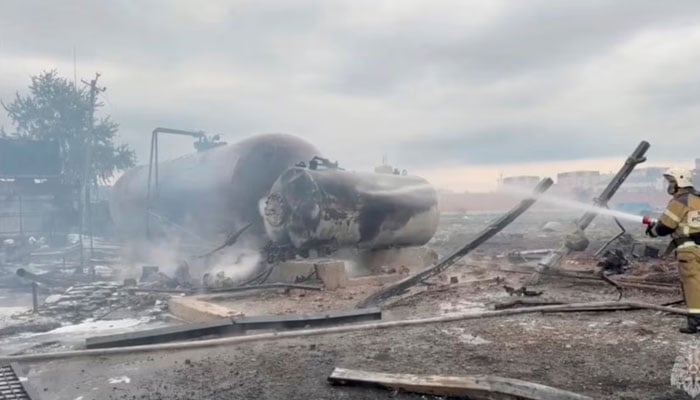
[85,319,238,349]
[233,307,381,331]
[328,368,592,400]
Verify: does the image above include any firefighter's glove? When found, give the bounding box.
[645,222,657,238]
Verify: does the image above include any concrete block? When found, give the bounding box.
[266,260,316,283]
[169,295,238,323]
[266,259,349,290]
[315,260,348,290]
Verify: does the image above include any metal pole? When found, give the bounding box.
[146,131,156,237]
[145,127,208,238]
[81,73,102,273]
[31,282,38,313]
[87,182,94,256]
[17,195,23,236]
[155,132,159,199]
[78,186,84,272]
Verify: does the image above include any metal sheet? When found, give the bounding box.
[0,364,34,400]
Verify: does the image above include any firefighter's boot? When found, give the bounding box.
[680,315,700,334]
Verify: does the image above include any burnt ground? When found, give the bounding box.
[18,264,698,400]
[7,211,699,399]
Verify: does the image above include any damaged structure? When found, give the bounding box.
[110,132,442,282]
[261,166,439,254]
[110,133,322,243]
[3,132,695,400]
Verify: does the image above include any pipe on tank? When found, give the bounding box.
[110,133,322,243]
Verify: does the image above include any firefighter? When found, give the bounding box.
[646,167,700,333]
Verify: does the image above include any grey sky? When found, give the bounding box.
[2,0,700,189]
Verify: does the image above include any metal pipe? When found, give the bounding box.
[577,140,650,230]
[18,195,23,235]
[17,268,61,286]
[31,282,38,313]
[144,127,221,238]
[112,133,321,241]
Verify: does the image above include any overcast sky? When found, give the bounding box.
[2,0,700,191]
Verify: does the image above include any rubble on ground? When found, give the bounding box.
[27,282,172,323]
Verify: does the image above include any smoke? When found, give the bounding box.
[330,248,370,278]
[117,233,264,285]
[202,236,263,284]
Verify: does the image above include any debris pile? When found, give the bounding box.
[598,249,629,275]
[35,282,171,323]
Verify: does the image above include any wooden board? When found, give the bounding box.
[328,368,592,400]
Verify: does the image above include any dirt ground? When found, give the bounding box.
[8,211,699,399]
[19,260,696,400]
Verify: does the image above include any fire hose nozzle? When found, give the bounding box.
[642,216,657,225]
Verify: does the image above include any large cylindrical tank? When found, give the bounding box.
[261,167,439,251]
[110,133,321,241]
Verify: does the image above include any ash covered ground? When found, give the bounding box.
[1,209,695,399]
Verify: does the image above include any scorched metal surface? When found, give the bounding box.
[261,167,439,251]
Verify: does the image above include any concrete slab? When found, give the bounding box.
[315,260,348,290]
[168,295,239,323]
[266,259,350,290]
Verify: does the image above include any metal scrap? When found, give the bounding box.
[503,285,543,297]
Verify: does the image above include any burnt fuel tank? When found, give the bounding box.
[261,167,439,251]
[110,133,321,241]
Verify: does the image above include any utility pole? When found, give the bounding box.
[80,73,105,274]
